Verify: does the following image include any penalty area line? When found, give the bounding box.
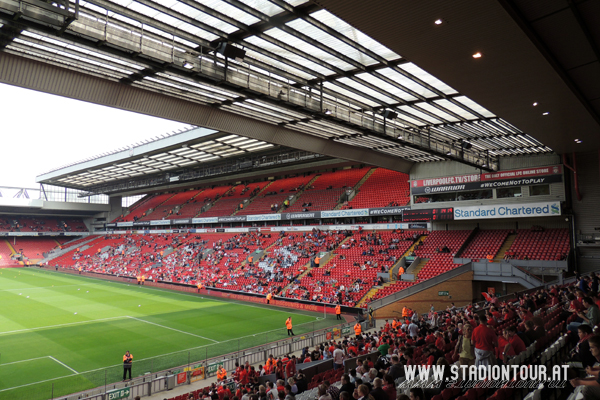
[48,356,78,374]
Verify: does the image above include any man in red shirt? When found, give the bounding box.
[472,320,497,367]
[238,366,249,385]
[285,355,297,378]
[435,332,445,352]
[501,326,526,363]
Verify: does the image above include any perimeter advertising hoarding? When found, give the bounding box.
[218,216,247,223]
[454,201,561,220]
[247,214,282,222]
[282,211,321,220]
[368,207,409,216]
[192,217,219,224]
[204,290,339,314]
[205,362,224,377]
[321,209,369,218]
[150,220,170,226]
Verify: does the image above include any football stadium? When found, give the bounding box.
[0,1,599,400]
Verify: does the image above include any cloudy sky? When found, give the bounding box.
[0,83,191,191]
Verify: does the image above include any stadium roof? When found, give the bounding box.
[1,0,598,193]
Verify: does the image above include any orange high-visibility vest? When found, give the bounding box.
[141,276,145,282]
[267,293,273,301]
[402,307,408,317]
[197,283,203,290]
[315,257,320,265]
[335,305,341,315]
[217,366,227,380]
[285,318,292,329]
[354,323,362,336]
[248,256,253,263]
[137,276,141,282]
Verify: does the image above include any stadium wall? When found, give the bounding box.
[569,151,600,273]
[374,271,474,317]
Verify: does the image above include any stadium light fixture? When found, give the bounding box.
[324,109,332,115]
[183,62,193,69]
[542,112,549,116]
[434,19,443,25]
[472,52,482,59]
[532,102,538,106]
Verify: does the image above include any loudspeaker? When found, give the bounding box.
[382,110,397,119]
[217,43,246,60]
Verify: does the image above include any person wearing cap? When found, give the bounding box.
[122,350,133,381]
[286,317,294,336]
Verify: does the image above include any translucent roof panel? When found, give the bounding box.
[244,35,332,76]
[399,63,458,95]
[416,103,460,123]
[323,81,378,108]
[192,0,261,26]
[286,19,378,67]
[238,0,284,17]
[355,72,419,102]
[453,96,496,118]
[264,28,355,72]
[335,77,396,104]
[377,68,438,99]
[310,9,400,61]
[434,99,478,120]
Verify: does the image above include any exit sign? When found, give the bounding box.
[107,387,131,400]
[438,291,449,296]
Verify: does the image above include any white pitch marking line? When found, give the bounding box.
[0,356,49,366]
[0,283,94,292]
[0,316,127,336]
[48,356,78,374]
[126,316,219,343]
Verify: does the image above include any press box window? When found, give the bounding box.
[530,184,550,196]
[497,187,522,198]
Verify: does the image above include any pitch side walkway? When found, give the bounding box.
[143,318,379,400]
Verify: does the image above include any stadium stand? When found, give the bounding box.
[196,182,270,218]
[0,239,15,265]
[343,168,411,209]
[413,230,473,281]
[459,229,511,261]
[140,189,202,220]
[171,186,232,218]
[236,175,316,216]
[0,215,88,232]
[117,193,175,222]
[506,228,570,261]
[286,168,369,212]
[12,237,64,259]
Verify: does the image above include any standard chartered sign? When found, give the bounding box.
[454,201,560,220]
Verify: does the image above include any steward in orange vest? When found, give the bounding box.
[217,365,227,381]
[137,276,141,285]
[197,283,203,293]
[354,322,362,338]
[267,293,273,304]
[335,304,342,320]
[285,317,294,336]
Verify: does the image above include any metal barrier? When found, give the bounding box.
[7,320,360,400]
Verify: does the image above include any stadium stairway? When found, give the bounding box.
[43,236,101,262]
[4,239,17,256]
[408,258,430,280]
[231,181,273,216]
[278,174,320,212]
[357,281,392,307]
[494,233,518,261]
[333,167,375,210]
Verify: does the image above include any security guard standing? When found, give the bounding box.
[267,292,273,304]
[286,316,294,336]
[354,322,362,339]
[123,350,133,381]
[335,304,342,320]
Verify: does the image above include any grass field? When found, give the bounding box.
[0,268,340,400]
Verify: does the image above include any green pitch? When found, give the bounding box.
[0,268,339,400]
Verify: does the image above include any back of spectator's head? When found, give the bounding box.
[373,378,382,388]
[358,384,370,397]
[409,388,424,400]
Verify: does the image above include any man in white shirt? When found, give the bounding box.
[333,345,345,370]
[408,321,419,339]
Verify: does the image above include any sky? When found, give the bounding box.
[0,83,191,190]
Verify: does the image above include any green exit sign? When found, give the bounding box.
[107,387,131,400]
[438,291,449,296]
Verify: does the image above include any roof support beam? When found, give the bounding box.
[0,54,413,180]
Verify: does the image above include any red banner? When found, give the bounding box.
[411,165,562,188]
[177,372,187,384]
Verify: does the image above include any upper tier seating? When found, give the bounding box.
[140,190,202,221]
[118,193,174,222]
[344,168,410,209]
[197,182,271,218]
[171,186,233,219]
[507,228,570,261]
[286,168,369,212]
[459,229,510,261]
[236,175,316,216]
[414,230,472,281]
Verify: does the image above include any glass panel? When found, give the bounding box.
[264,28,355,71]
[238,0,284,16]
[497,187,522,198]
[377,68,437,98]
[355,72,418,102]
[530,185,550,196]
[454,96,495,118]
[309,10,400,61]
[399,63,458,95]
[286,19,377,66]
